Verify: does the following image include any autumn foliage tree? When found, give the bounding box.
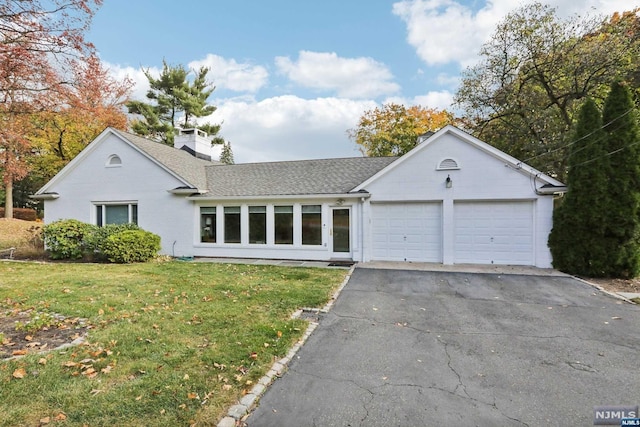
[0,0,103,218]
[348,103,455,157]
[29,55,132,183]
[455,3,640,181]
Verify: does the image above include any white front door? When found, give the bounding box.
[330,207,351,258]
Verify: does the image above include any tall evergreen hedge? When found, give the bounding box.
[600,81,640,278]
[549,82,640,278]
[548,98,608,275]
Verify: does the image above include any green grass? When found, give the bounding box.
[0,261,346,426]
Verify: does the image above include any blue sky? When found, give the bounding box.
[87,0,634,163]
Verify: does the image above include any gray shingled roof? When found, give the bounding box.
[199,157,398,197]
[112,129,216,190]
[112,129,397,196]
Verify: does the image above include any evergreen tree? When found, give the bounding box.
[548,99,609,275]
[219,142,234,165]
[126,60,224,146]
[600,81,640,278]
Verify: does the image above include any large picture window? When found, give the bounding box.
[96,203,137,226]
[249,206,266,244]
[274,205,293,244]
[302,205,322,245]
[200,207,216,243]
[224,206,241,243]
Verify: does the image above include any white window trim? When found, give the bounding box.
[93,201,138,226]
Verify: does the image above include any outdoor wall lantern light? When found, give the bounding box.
[445,175,453,188]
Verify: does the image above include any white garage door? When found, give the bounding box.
[454,201,534,265]
[371,203,442,262]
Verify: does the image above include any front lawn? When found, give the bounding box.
[0,261,346,426]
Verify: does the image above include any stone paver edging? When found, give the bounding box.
[216,265,355,427]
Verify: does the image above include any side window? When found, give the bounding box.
[96,203,137,226]
[301,205,322,245]
[249,206,266,244]
[274,206,293,244]
[200,207,216,243]
[224,206,241,243]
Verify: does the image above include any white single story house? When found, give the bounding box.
[33,125,566,267]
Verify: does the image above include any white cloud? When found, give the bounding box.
[384,90,454,111]
[412,91,454,110]
[207,95,377,163]
[392,0,495,66]
[275,51,400,99]
[103,62,155,101]
[188,54,268,93]
[392,0,636,67]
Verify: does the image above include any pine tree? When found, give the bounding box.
[600,81,640,278]
[548,98,609,275]
[219,142,234,165]
[126,60,224,146]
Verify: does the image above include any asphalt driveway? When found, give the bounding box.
[246,267,640,427]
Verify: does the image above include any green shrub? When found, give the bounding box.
[42,219,97,260]
[102,229,161,263]
[84,223,140,260]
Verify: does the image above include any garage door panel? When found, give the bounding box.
[454,201,534,265]
[371,203,442,262]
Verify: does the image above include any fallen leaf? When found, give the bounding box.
[24,335,33,341]
[222,384,232,391]
[263,343,269,348]
[12,368,26,379]
[250,352,258,360]
[63,361,78,367]
[183,374,189,380]
[178,403,187,410]
[39,416,50,424]
[38,358,47,365]
[135,395,142,401]
[90,389,103,396]
[54,413,67,421]
[101,366,112,374]
[277,330,283,338]
[187,392,198,399]
[12,349,27,356]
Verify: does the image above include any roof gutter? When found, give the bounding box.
[30,192,59,200]
[186,192,371,202]
[168,187,207,195]
[536,184,567,195]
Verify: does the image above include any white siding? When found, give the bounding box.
[42,133,195,257]
[361,130,557,268]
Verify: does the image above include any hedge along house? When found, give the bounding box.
[33,125,566,267]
